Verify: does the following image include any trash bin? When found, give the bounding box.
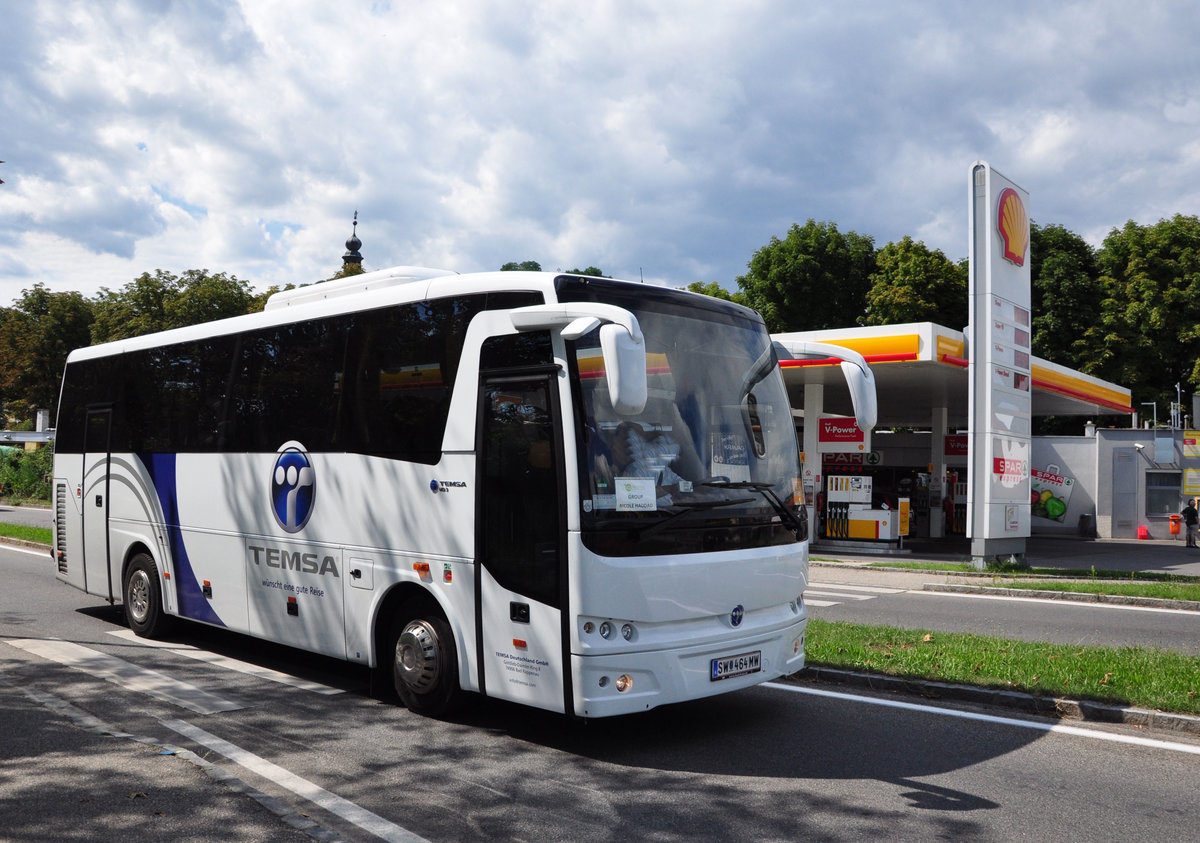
[1170,514,1182,537]
[1138,525,1150,540]
[1077,513,1094,538]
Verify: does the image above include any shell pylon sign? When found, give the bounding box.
[967,162,1032,563]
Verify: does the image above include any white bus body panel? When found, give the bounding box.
[568,540,808,718]
[478,565,565,713]
[59,447,480,668]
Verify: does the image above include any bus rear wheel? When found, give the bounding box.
[390,606,460,716]
[124,552,170,638]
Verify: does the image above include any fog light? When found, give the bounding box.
[621,623,634,641]
[793,637,801,655]
[615,674,633,693]
[583,621,595,634]
[599,622,613,639]
[598,675,609,687]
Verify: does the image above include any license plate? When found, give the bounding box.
[710,650,761,681]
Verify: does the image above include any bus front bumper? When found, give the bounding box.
[571,617,806,718]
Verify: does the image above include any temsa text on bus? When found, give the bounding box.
[248,544,340,577]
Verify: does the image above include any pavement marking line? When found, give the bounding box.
[764,682,1200,757]
[162,719,431,843]
[808,582,907,594]
[106,629,344,695]
[914,590,1200,617]
[2,675,344,840]
[8,638,245,714]
[806,582,907,606]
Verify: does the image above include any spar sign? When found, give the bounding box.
[993,457,1027,482]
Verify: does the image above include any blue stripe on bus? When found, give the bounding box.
[140,453,226,627]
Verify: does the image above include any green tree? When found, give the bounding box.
[501,260,542,271]
[0,283,94,419]
[249,284,297,313]
[567,266,608,277]
[91,269,255,342]
[861,236,967,328]
[326,263,365,281]
[736,220,876,332]
[1086,215,1200,414]
[1029,222,1102,369]
[684,281,746,306]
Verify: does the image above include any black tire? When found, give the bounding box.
[123,552,170,638]
[388,602,461,716]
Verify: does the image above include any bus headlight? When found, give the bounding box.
[620,623,634,641]
[599,622,613,639]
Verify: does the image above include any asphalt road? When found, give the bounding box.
[0,504,51,529]
[807,564,1200,654]
[3,542,1200,841]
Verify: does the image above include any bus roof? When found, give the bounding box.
[65,269,714,363]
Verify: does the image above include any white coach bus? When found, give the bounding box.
[52,268,875,718]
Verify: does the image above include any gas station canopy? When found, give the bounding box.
[773,322,1133,429]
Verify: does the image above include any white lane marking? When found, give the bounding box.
[162,719,430,843]
[915,590,1200,616]
[106,629,344,695]
[809,582,907,594]
[8,638,245,714]
[765,682,1200,757]
[806,590,881,601]
[806,581,907,607]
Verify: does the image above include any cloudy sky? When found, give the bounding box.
[2,0,1199,305]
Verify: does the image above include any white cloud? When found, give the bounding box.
[2,0,1200,305]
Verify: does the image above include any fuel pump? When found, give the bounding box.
[824,475,872,539]
[823,474,902,542]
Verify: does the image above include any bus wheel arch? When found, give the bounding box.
[377,587,462,717]
[122,547,171,638]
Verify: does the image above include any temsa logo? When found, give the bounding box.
[271,441,314,533]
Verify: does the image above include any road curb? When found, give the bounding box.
[794,666,1200,736]
[923,582,1200,612]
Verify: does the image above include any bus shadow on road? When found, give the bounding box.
[458,683,1024,800]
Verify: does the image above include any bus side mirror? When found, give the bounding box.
[839,359,877,433]
[509,303,648,416]
[601,323,647,416]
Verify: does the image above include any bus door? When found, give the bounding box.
[82,408,114,602]
[476,372,569,713]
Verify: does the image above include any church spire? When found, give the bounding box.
[342,210,363,268]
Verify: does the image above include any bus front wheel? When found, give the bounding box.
[124,552,169,638]
[390,606,460,716]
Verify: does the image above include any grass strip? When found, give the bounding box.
[806,618,1200,715]
[823,558,1200,587]
[0,523,52,545]
[1000,580,1200,602]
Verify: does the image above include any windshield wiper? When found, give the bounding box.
[702,480,806,539]
[631,495,756,538]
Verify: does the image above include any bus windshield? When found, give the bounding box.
[558,278,801,557]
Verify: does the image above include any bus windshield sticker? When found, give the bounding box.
[615,476,656,511]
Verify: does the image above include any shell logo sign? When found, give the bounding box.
[996,187,1028,267]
